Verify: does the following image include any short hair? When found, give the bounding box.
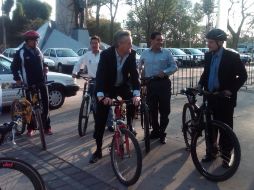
[150,32,162,40]
[113,30,131,48]
[90,35,101,43]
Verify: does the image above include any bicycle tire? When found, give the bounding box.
[182,103,195,150]
[143,107,150,153]
[10,100,26,135]
[34,109,47,150]
[0,157,46,190]
[190,120,241,181]
[110,128,142,186]
[78,96,90,137]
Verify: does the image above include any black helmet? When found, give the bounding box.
[206,28,227,41]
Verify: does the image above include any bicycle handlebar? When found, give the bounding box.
[181,87,230,99]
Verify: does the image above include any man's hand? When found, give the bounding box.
[132,96,140,106]
[157,71,167,78]
[223,90,232,97]
[98,96,113,105]
[16,80,22,85]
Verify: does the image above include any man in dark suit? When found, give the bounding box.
[90,30,140,163]
[198,28,247,167]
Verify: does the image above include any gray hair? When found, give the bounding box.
[113,30,131,48]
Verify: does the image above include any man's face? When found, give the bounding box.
[27,39,38,48]
[90,39,100,52]
[151,35,163,49]
[207,39,223,51]
[118,36,132,55]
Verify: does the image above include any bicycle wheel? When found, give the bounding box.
[34,109,47,150]
[110,128,142,186]
[143,106,150,153]
[182,103,195,150]
[78,96,90,137]
[0,157,46,190]
[190,120,241,181]
[10,100,26,135]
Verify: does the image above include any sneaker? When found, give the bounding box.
[89,150,102,164]
[27,129,34,137]
[107,126,115,132]
[44,128,53,135]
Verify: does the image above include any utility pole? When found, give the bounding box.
[1,0,7,50]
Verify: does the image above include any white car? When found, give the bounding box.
[43,48,79,73]
[0,55,79,109]
[2,47,56,69]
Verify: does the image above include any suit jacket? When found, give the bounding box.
[95,46,140,96]
[199,48,247,107]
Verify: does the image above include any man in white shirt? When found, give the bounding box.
[72,36,114,131]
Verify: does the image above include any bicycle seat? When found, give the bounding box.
[0,123,12,134]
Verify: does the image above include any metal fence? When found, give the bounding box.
[169,55,254,95]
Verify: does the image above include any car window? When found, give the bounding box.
[44,49,51,56]
[50,50,57,57]
[169,48,186,55]
[77,49,83,56]
[0,58,11,74]
[56,49,78,57]
[189,49,203,54]
[3,49,9,57]
[9,49,17,58]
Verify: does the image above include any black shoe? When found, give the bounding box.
[201,154,216,162]
[160,133,167,144]
[107,126,114,132]
[89,150,102,164]
[222,160,230,169]
[149,131,160,139]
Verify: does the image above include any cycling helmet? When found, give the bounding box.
[206,28,227,41]
[23,30,40,41]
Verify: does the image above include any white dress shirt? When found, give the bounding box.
[72,50,101,78]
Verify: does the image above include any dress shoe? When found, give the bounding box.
[201,154,217,162]
[160,133,167,144]
[89,150,102,164]
[149,130,160,139]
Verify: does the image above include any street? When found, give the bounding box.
[0,79,254,190]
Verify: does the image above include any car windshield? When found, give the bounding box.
[189,49,203,54]
[56,49,78,57]
[169,48,187,55]
[0,57,11,69]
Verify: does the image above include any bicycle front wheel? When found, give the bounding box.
[110,128,142,186]
[182,103,195,150]
[0,157,46,190]
[190,120,241,181]
[78,96,90,137]
[34,109,47,150]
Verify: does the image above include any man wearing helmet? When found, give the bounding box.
[198,28,247,167]
[11,30,52,136]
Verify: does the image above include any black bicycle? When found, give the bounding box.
[78,76,96,136]
[0,157,46,190]
[181,88,241,181]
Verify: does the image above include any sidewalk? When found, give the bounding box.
[0,87,254,190]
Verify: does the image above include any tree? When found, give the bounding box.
[126,0,177,46]
[227,0,254,49]
[2,0,14,18]
[202,0,215,35]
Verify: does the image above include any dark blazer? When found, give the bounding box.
[199,48,247,107]
[95,46,140,96]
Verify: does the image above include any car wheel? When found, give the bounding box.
[58,63,63,73]
[48,85,65,109]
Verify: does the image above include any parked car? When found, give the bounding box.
[43,48,79,73]
[227,48,252,64]
[166,48,194,67]
[181,48,204,65]
[2,48,56,69]
[198,48,209,53]
[0,54,79,109]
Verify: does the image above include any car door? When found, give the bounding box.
[0,57,18,106]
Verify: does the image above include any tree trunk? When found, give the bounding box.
[95,3,101,34]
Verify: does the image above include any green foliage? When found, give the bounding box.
[87,18,121,45]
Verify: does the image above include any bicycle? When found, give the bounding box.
[11,82,53,150]
[140,77,152,153]
[181,88,241,181]
[78,76,96,136]
[109,98,142,186]
[0,157,46,190]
